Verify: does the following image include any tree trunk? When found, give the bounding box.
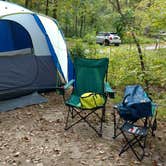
[75,15,78,36]
[64,14,69,37]
[45,0,49,15]
[25,0,32,9]
[109,0,149,90]
[25,0,29,8]
[29,0,32,9]
[36,1,40,13]
[53,0,58,19]
[80,14,84,37]
[115,0,123,15]
[82,15,86,36]
[131,32,149,90]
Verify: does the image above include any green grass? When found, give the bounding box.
[67,39,166,120]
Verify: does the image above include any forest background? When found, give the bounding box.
[8,0,166,118]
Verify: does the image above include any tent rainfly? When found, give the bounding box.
[0,1,73,100]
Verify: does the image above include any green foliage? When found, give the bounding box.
[82,32,96,45]
[69,40,86,59]
[145,49,166,88]
[9,0,166,43]
[137,36,156,44]
[79,42,166,90]
[81,42,166,119]
[136,0,166,35]
[9,0,166,119]
[123,35,155,44]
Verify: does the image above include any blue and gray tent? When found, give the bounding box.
[0,1,73,101]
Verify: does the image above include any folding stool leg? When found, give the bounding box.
[119,130,146,161]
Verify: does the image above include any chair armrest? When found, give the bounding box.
[104,82,115,98]
[64,79,75,90]
[57,79,75,100]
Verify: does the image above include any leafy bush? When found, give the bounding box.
[69,41,86,59]
[68,39,166,118]
[137,36,156,44]
[144,49,166,87]
[122,34,155,44]
[82,33,96,45]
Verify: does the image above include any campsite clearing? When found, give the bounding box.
[0,92,165,166]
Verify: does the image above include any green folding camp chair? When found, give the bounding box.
[61,57,114,136]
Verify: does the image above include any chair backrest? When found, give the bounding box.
[123,85,151,106]
[118,85,153,121]
[73,57,109,97]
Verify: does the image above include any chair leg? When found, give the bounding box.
[65,107,70,130]
[80,109,103,137]
[64,106,105,136]
[113,109,117,139]
[102,107,106,122]
[98,108,105,137]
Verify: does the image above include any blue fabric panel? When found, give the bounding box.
[11,21,32,50]
[123,85,151,105]
[0,21,14,51]
[117,85,153,121]
[32,14,65,80]
[67,51,74,81]
[0,20,33,52]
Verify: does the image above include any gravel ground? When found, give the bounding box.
[0,92,165,166]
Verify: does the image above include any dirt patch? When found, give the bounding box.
[0,92,165,166]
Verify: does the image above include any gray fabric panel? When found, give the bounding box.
[0,55,62,100]
[0,55,60,91]
[34,56,61,87]
[0,92,47,112]
[0,54,37,90]
[0,48,33,56]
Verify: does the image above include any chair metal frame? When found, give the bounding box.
[61,57,114,137]
[65,103,106,137]
[119,120,148,161]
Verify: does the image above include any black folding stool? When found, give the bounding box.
[119,120,148,161]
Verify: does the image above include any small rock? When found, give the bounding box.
[53,148,61,155]
[101,156,107,161]
[13,152,20,157]
[134,160,140,164]
[26,159,31,163]
[22,136,30,142]
[39,104,44,109]
[32,158,41,164]
[80,160,88,165]
[99,150,105,154]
